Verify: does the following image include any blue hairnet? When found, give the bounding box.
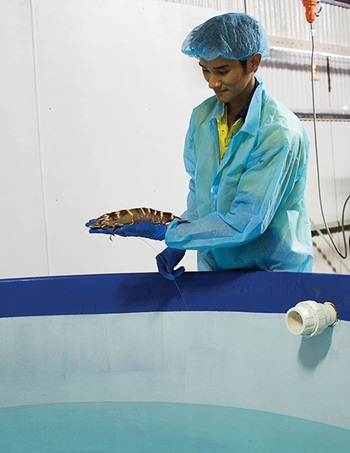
[182,13,270,61]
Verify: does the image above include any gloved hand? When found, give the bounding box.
[85,220,166,241]
[156,247,186,280]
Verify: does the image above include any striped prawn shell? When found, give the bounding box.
[89,207,185,231]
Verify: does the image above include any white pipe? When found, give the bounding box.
[285,301,338,337]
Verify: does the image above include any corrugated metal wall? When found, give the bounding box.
[158,0,350,111]
[157,0,245,13]
[249,0,350,52]
[159,0,350,53]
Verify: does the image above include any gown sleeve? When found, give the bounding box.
[166,126,304,250]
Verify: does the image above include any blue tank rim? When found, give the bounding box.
[0,271,349,320]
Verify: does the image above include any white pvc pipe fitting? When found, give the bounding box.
[285,301,338,337]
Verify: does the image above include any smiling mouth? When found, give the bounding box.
[214,89,227,96]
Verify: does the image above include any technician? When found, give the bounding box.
[87,13,314,279]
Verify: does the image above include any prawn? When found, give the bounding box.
[88,207,186,234]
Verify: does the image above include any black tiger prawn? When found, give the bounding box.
[88,207,186,235]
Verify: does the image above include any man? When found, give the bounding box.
[87,13,313,279]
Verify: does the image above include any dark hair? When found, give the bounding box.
[240,59,259,73]
[239,60,248,73]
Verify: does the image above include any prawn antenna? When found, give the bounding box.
[135,238,189,311]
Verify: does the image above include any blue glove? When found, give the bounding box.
[86,220,166,241]
[156,247,186,280]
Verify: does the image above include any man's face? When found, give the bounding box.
[198,56,259,106]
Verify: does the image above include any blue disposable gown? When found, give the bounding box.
[165,78,314,272]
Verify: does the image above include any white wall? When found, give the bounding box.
[1,0,216,278]
[0,0,48,277]
[1,0,350,278]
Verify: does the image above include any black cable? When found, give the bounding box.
[309,22,349,259]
